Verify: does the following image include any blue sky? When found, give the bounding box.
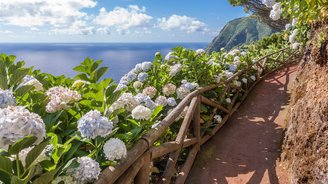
[0,0,247,43]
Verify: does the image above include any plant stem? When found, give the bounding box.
[16,154,21,177]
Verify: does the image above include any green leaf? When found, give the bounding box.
[8,136,37,155]
[0,74,8,89]
[9,68,30,86]
[32,169,57,184]
[0,170,11,184]
[151,105,163,120]
[94,67,108,82]
[15,85,34,96]
[73,65,87,73]
[25,140,49,169]
[0,156,13,175]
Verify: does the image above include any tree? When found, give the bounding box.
[228,0,289,30]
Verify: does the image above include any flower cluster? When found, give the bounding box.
[165,51,176,61]
[269,2,282,21]
[169,64,182,77]
[142,86,157,98]
[67,156,101,184]
[262,0,275,8]
[109,93,139,113]
[155,96,168,106]
[162,83,176,96]
[0,89,15,108]
[19,75,43,91]
[214,115,222,123]
[45,86,81,113]
[176,86,191,99]
[0,106,46,150]
[103,138,127,161]
[77,110,113,139]
[131,105,152,120]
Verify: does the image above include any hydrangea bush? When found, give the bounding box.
[0,27,307,183]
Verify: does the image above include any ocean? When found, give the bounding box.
[0,43,208,82]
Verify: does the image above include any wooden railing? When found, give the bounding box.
[95,47,299,184]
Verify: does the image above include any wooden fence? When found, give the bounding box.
[95,47,299,184]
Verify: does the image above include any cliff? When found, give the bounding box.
[207,16,277,52]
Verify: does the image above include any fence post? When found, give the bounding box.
[135,151,151,184]
[194,96,201,149]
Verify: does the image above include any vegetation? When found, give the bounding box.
[228,0,289,30]
[207,16,277,52]
[0,0,322,183]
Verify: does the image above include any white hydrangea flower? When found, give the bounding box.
[162,83,176,96]
[0,106,46,150]
[103,138,127,161]
[285,23,291,30]
[134,93,156,109]
[109,93,138,112]
[167,97,177,107]
[226,98,232,104]
[240,51,247,56]
[262,0,276,8]
[0,89,16,108]
[234,81,242,88]
[214,115,222,123]
[270,2,283,21]
[169,64,182,77]
[155,52,161,57]
[133,81,143,89]
[155,96,168,106]
[165,52,176,61]
[224,71,234,78]
[52,176,77,184]
[77,110,113,139]
[142,86,157,98]
[141,61,153,71]
[242,78,248,84]
[19,146,48,166]
[176,86,190,99]
[292,42,300,50]
[19,75,43,91]
[131,105,152,120]
[228,49,240,56]
[250,75,256,81]
[289,29,298,44]
[134,63,142,72]
[195,49,205,55]
[45,86,81,113]
[67,156,101,184]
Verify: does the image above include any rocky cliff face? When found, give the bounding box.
[283,23,328,184]
[207,16,277,53]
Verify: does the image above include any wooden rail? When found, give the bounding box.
[95,47,299,184]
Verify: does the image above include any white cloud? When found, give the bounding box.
[0,0,97,27]
[0,30,13,34]
[157,15,209,33]
[94,5,152,34]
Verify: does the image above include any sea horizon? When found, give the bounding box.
[0,42,209,81]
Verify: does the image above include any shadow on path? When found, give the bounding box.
[186,64,298,184]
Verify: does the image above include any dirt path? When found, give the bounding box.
[186,64,298,184]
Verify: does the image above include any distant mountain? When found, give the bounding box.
[207,16,277,53]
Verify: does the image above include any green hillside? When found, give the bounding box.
[207,16,277,52]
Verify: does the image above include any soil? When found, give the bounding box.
[186,64,298,184]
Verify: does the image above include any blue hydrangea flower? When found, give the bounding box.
[77,110,113,139]
[167,97,177,107]
[138,72,148,82]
